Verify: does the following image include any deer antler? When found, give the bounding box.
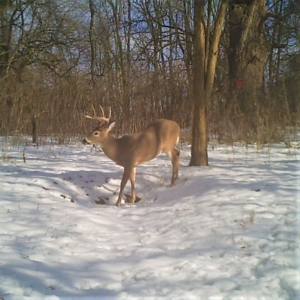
[85,105,111,123]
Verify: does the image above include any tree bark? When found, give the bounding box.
[189,0,228,166]
[31,115,37,144]
[0,1,12,80]
[89,0,96,84]
[228,0,270,111]
[190,0,207,166]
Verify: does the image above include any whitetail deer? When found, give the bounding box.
[82,106,180,206]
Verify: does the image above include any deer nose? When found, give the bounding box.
[82,138,90,145]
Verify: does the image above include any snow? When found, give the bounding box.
[0,137,299,300]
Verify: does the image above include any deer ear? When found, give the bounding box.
[108,122,115,132]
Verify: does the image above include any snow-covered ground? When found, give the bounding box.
[0,137,299,300]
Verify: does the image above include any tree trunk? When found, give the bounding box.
[189,0,228,166]
[189,0,208,166]
[228,0,270,111]
[88,0,96,84]
[0,1,12,80]
[31,115,37,144]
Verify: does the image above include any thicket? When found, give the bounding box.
[0,0,299,146]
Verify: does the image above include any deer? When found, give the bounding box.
[82,106,180,207]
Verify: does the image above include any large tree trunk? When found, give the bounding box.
[189,0,208,166]
[228,0,270,112]
[189,0,228,166]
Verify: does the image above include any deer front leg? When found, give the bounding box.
[116,167,132,207]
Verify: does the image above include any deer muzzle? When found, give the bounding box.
[82,138,90,145]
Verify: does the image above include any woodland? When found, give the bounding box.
[0,0,299,166]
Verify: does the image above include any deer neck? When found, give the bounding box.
[100,134,121,163]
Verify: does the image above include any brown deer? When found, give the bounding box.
[82,106,180,206]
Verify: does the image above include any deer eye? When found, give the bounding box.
[94,132,99,136]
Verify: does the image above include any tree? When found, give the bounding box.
[266,0,299,118]
[227,0,271,112]
[1,0,297,141]
[89,0,96,84]
[0,0,16,79]
[0,0,82,81]
[189,0,228,166]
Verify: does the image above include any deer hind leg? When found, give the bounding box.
[116,167,132,207]
[170,148,180,186]
[129,168,136,203]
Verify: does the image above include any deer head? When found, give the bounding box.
[82,106,115,147]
